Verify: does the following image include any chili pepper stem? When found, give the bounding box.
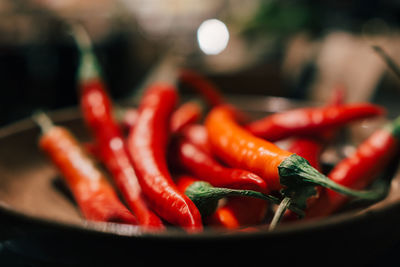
[269,197,292,230]
[279,154,385,205]
[70,23,101,82]
[185,181,304,218]
[32,111,54,133]
[385,115,400,139]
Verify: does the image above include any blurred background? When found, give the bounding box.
[1,0,400,126]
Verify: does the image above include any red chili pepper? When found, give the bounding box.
[288,138,322,171]
[178,124,211,154]
[205,105,382,216]
[35,113,137,225]
[306,116,400,218]
[74,27,164,229]
[173,137,268,193]
[245,103,385,142]
[170,101,203,134]
[127,84,203,231]
[178,68,225,107]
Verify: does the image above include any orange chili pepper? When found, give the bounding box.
[36,113,137,225]
[205,105,383,214]
[205,105,292,191]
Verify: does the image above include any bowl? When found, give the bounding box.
[0,95,399,266]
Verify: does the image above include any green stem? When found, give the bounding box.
[269,197,291,231]
[32,111,54,133]
[70,23,101,82]
[185,181,304,218]
[279,154,385,202]
[385,115,400,140]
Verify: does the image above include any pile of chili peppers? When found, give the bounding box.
[35,26,400,233]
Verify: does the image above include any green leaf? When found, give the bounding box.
[70,23,102,81]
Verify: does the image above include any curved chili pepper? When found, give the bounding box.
[178,68,225,107]
[170,101,203,134]
[35,113,137,225]
[173,137,268,192]
[73,26,164,229]
[205,105,383,212]
[127,84,203,231]
[306,116,400,218]
[245,103,385,142]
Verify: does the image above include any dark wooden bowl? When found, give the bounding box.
[0,96,399,266]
